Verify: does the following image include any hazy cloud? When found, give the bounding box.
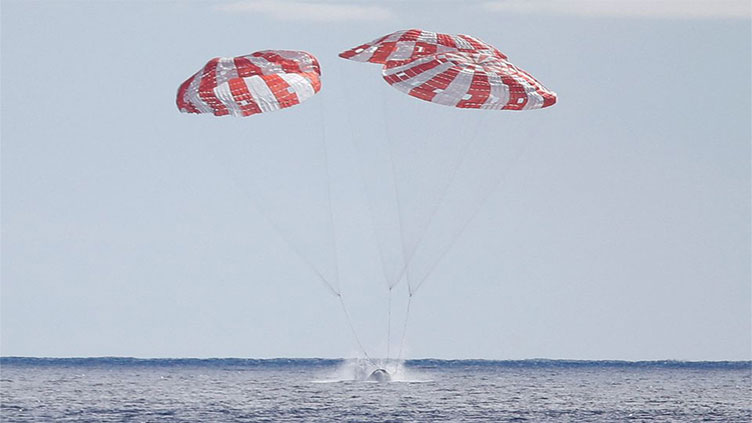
[482,0,750,19]
[217,1,393,22]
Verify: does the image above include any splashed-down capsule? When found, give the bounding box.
[367,369,391,382]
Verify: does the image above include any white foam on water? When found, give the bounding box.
[311,358,432,383]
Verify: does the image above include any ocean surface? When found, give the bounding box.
[1,358,750,422]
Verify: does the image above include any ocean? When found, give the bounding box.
[1,358,750,422]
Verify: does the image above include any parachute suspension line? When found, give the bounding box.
[381,89,410,289]
[337,62,395,291]
[394,291,413,373]
[386,286,393,361]
[318,86,375,364]
[339,64,401,367]
[202,141,340,298]
[390,114,484,370]
[391,111,487,291]
[318,90,341,294]
[412,130,533,294]
[338,293,377,366]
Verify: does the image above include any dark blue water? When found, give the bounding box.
[1,358,750,422]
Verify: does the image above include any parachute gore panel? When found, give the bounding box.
[341,30,556,110]
[382,51,556,110]
[177,50,322,117]
[339,29,507,65]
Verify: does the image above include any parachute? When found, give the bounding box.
[176,50,321,117]
[176,51,340,294]
[176,35,557,369]
[176,49,378,364]
[339,28,507,64]
[383,52,556,110]
[340,29,556,110]
[338,29,557,366]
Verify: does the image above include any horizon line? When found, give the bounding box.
[2,356,750,364]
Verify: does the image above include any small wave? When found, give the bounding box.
[1,357,748,370]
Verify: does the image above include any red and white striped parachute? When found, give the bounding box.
[339,28,507,64]
[340,29,556,110]
[177,50,321,117]
[383,51,556,110]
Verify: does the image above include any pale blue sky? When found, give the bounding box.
[2,0,750,360]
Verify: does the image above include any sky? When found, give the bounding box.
[1,0,750,361]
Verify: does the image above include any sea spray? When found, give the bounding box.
[315,358,429,383]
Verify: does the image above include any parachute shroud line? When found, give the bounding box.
[204,143,341,298]
[320,90,375,362]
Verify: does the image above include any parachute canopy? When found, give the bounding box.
[339,28,507,64]
[177,50,321,117]
[340,29,556,110]
[383,51,556,110]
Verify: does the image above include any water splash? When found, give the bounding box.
[312,358,431,383]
